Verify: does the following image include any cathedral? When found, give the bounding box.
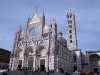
[9,9,100,73]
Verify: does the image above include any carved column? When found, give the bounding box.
[13,57,19,70]
[23,56,28,67]
[46,53,49,72]
[23,52,27,67]
[12,57,15,70]
[34,54,38,70]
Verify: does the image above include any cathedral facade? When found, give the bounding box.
[9,9,100,73]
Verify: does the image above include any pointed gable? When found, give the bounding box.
[29,11,40,24]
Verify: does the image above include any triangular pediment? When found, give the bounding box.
[29,11,40,24]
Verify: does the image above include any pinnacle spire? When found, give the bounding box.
[43,10,45,16]
[19,26,22,33]
[20,26,21,30]
[27,15,30,23]
[35,7,38,12]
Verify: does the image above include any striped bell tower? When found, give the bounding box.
[66,10,78,50]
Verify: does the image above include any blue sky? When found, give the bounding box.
[0,0,100,51]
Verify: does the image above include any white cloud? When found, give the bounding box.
[0,33,7,39]
[0,33,13,40]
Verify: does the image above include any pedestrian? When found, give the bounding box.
[44,68,46,72]
[95,72,98,75]
[30,67,31,72]
[3,72,7,75]
[65,71,68,75]
[47,72,49,75]
[8,68,9,72]
[25,67,27,75]
[32,67,34,73]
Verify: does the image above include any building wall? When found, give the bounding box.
[70,50,82,72]
[0,48,11,69]
[81,50,88,68]
[55,40,70,72]
[88,51,100,73]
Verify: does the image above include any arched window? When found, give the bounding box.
[67,14,69,18]
[70,15,72,18]
[70,35,72,39]
[70,40,72,43]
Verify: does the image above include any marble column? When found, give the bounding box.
[37,56,39,69]
[56,55,59,72]
[22,58,24,67]
[23,57,28,67]
[33,55,36,70]
[46,54,49,72]
[38,56,40,69]
[12,57,15,70]
[13,58,18,70]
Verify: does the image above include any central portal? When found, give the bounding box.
[94,65,98,73]
[18,60,22,70]
[40,59,45,71]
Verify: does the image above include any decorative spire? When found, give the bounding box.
[20,26,21,30]
[35,7,38,12]
[42,10,45,16]
[41,10,45,27]
[19,26,22,33]
[50,18,56,24]
[41,10,45,18]
[26,15,30,23]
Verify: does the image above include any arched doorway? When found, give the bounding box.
[37,46,47,71]
[89,54,100,73]
[15,48,23,70]
[18,60,22,70]
[26,47,34,68]
[94,65,98,73]
[28,57,33,68]
[40,59,45,71]
[74,66,77,72]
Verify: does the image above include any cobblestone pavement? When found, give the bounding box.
[0,70,24,75]
[0,70,66,75]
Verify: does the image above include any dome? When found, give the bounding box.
[57,32,66,44]
[57,37,66,43]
